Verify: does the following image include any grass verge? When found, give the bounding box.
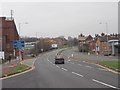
[98,61,120,71]
[2,63,31,78]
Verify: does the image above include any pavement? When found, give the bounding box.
[1,56,37,78]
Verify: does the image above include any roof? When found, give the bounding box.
[99,36,119,42]
[79,37,87,41]
[78,35,93,41]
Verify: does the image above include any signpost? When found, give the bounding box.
[13,40,25,62]
[14,40,25,49]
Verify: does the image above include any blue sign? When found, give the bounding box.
[13,40,25,49]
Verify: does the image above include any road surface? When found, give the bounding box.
[2,49,119,88]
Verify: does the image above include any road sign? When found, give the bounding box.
[13,40,25,49]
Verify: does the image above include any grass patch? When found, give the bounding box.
[57,49,66,55]
[2,63,30,77]
[99,61,120,70]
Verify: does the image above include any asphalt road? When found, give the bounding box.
[2,49,119,88]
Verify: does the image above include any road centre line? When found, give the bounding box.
[72,72,84,77]
[78,64,83,66]
[56,65,60,68]
[61,68,68,71]
[92,79,119,89]
[71,62,74,64]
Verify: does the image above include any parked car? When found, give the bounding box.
[55,55,64,64]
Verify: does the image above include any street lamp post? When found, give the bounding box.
[36,32,43,55]
[18,22,28,61]
[36,32,38,56]
[0,18,3,60]
[0,33,2,60]
[99,22,109,54]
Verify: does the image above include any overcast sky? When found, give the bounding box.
[0,1,118,38]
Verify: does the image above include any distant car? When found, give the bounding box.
[55,55,64,64]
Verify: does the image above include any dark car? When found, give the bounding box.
[55,55,64,64]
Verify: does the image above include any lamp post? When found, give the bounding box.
[99,22,109,54]
[18,22,28,61]
[19,22,28,39]
[0,18,3,60]
[0,31,2,60]
[35,32,43,56]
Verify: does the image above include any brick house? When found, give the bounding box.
[0,17,19,59]
[78,34,93,52]
[95,34,119,54]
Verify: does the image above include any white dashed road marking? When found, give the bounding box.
[72,72,84,77]
[61,68,68,71]
[78,64,83,66]
[56,65,60,68]
[71,62,74,64]
[92,79,119,89]
[68,60,71,61]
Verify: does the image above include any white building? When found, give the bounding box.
[108,40,119,56]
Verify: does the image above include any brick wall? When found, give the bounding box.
[1,17,19,58]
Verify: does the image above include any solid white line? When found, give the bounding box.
[72,72,84,77]
[92,79,119,89]
[56,65,60,68]
[52,64,55,66]
[85,66,93,68]
[61,68,68,71]
[98,68,108,71]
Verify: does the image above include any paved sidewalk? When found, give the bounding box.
[2,60,18,76]
[2,57,37,76]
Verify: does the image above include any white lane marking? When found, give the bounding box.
[47,59,50,61]
[52,64,55,66]
[61,68,68,71]
[82,61,85,62]
[98,68,108,71]
[78,64,83,66]
[92,79,119,89]
[85,66,93,68]
[72,72,84,77]
[71,62,74,64]
[56,65,60,68]
[71,54,74,57]
[68,60,71,61]
[49,61,53,64]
